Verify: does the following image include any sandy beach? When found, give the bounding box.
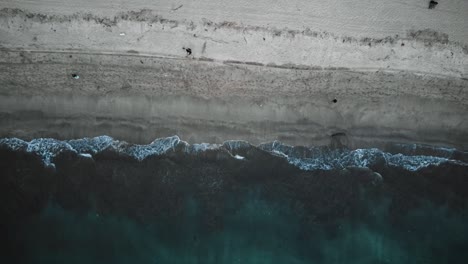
[0,0,467,149]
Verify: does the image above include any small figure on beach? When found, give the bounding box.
[183,47,192,56]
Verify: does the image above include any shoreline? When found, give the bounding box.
[1,50,467,150]
[0,4,467,150]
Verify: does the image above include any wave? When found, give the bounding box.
[1,135,466,171]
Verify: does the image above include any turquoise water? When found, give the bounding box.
[16,194,468,264]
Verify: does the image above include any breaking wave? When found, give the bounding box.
[1,135,466,171]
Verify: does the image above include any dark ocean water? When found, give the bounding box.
[1,136,467,263]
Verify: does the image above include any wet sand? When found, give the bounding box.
[0,50,467,149]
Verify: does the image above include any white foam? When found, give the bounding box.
[234,155,245,160]
[1,136,466,171]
